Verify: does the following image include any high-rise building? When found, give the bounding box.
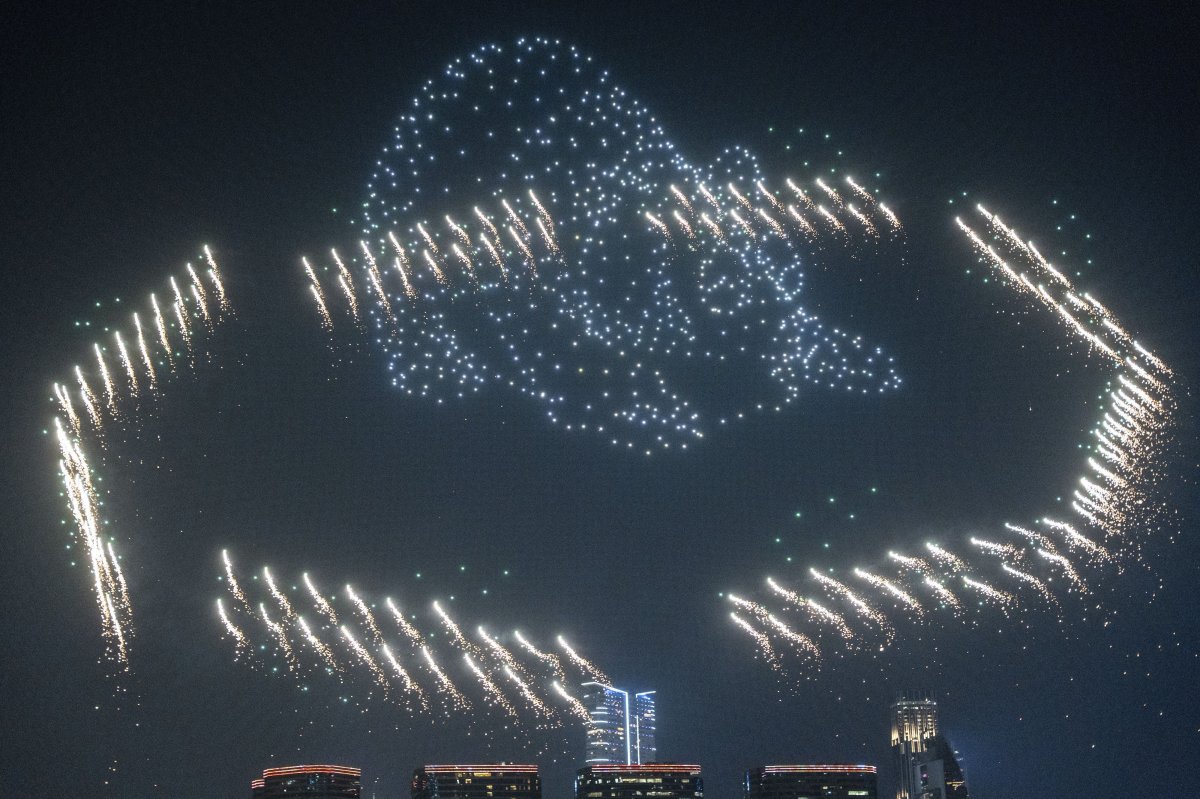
[632,691,657,764]
[581,682,657,765]
[250,765,361,798]
[890,693,969,799]
[912,736,968,799]
[745,765,878,799]
[576,764,702,799]
[890,692,939,799]
[411,764,541,799]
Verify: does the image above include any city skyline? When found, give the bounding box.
[2,4,1196,799]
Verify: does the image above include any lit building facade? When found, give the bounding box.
[745,765,877,799]
[913,736,968,799]
[890,692,939,799]
[576,764,702,799]
[411,764,541,799]
[250,765,361,798]
[582,682,657,765]
[633,691,657,764]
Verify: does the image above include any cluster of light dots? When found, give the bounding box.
[728,205,1177,673]
[217,550,602,737]
[305,37,904,455]
[50,248,229,665]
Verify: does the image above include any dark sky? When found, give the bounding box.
[2,3,1198,798]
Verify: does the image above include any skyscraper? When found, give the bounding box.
[890,693,969,799]
[891,692,939,799]
[912,736,968,799]
[582,682,657,765]
[576,764,702,799]
[632,691,657,764]
[411,764,541,799]
[745,765,878,799]
[250,765,361,799]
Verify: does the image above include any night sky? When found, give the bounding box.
[2,4,1198,798]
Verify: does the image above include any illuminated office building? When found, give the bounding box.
[582,683,657,765]
[745,765,878,799]
[250,765,361,798]
[633,691,657,764]
[890,692,939,799]
[913,736,969,799]
[576,764,702,799]
[411,764,541,799]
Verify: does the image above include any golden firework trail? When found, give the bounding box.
[172,298,192,349]
[755,180,786,213]
[360,243,396,322]
[552,680,592,722]
[221,549,249,611]
[786,178,816,211]
[502,665,552,716]
[535,217,559,253]
[421,645,469,708]
[501,199,530,239]
[309,284,333,329]
[765,577,853,642]
[432,600,479,656]
[385,234,417,299]
[528,189,553,230]
[217,598,248,648]
[339,625,388,691]
[809,568,891,633]
[669,185,694,214]
[54,382,81,434]
[925,542,968,572]
[961,577,1014,607]
[698,182,721,212]
[332,249,360,322]
[786,205,818,238]
[113,332,138,395]
[259,603,297,671]
[730,611,779,670]
[699,212,726,242]
[346,584,384,645]
[645,211,671,240]
[93,343,116,412]
[132,313,157,389]
[463,652,518,717]
[765,613,820,660]
[815,178,844,208]
[422,249,447,284]
[1040,518,1111,561]
[296,615,340,673]
[302,573,338,624]
[923,577,963,612]
[1002,564,1058,607]
[728,209,756,239]
[384,597,424,646]
[513,630,566,681]
[381,643,428,710]
[474,206,500,240]
[186,263,211,324]
[445,215,472,247]
[845,176,874,204]
[508,225,536,271]
[556,635,608,682]
[262,566,296,619]
[203,245,229,312]
[150,294,172,363]
[481,233,508,279]
[105,541,130,609]
[451,243,477,282]
[727,182,753,212]
[755,207,787,239]
[845,204,877,237]
[416,222,441,255]
[672,210,696,240]
[1036,549,1087,592]
[853,568,923,616]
